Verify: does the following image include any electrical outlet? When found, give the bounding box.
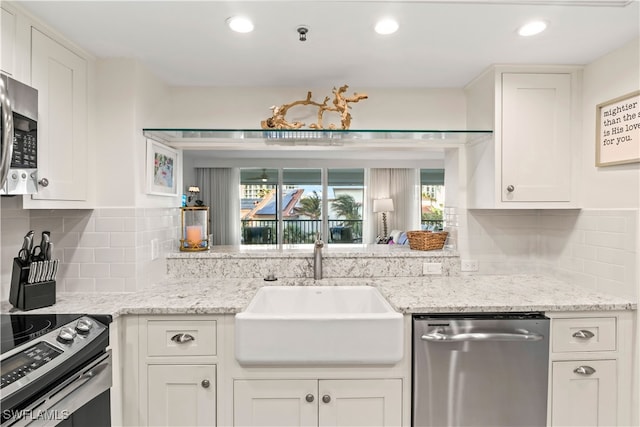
[151,239,160,260]
[423,262,442,275]
[460,259,479,272]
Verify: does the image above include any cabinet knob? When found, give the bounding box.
[572,329,595,339]
[201,379,210,388]
[38,178,49,187]
[322,395,331,404]
[305,394,314,403]
[170,333,195,344]
[506,185,515,192]
[573,366,596,376]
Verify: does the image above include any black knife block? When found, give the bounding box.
[9,258,56,311]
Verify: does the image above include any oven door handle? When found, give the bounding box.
[0,76,15,189]
[7,350,112,427]
[421,328,544,342]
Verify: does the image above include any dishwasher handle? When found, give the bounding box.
[421,328,544,342]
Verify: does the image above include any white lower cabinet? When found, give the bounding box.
[548,312,633,427]
[137,316,221,427]
[551,360,617,427]
[233,378,402,427]
[148,364,217,427]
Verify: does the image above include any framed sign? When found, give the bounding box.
[596,90,640,167]
[146,139,179,196]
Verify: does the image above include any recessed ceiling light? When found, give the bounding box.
[375,18,399,35]
[227,16,254,33]
[518,20,547,37]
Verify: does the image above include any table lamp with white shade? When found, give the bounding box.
[373,198,394,240]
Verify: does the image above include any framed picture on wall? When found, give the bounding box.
[596,90,640,167]
[146,139,179,196]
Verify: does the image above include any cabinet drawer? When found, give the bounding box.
[147,320,217,357]
[552,317,616,353]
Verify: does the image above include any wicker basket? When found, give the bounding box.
[406,230,448,251]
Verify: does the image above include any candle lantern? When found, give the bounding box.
[180,206,209,251]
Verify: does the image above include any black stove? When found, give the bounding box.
[0,313,112,427]
[0,314,83,355]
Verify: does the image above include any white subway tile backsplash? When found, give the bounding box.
[58,263,80,279]
[585,231,627,249]
[64,278,96,293]
[57,233,80,249]
[94,248,125,263]
[30,217,64,234]
[95,278,126,292]
[1,206,179,296]
[459,208,637,297]
[596,216,627,233]
[572,244,597,261]
[95,217,125,232]
[63,215,94,233]
[78,232,110,248]
[109,263,136,278]
[596,247,626,265]
[97,208,138,217]
[64,248,94,263]
[80,263,111,278]
[109,232,136,248]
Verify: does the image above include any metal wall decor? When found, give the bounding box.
[260,85,368,130]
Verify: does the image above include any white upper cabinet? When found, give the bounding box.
[465,66,582,209]
[1,5,17,78]
[26,28,89,205]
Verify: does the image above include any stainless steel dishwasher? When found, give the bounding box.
[412,312,550,427]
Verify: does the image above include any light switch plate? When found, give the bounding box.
[423,262,442,275]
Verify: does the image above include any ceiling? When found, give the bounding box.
[15,0,640,89]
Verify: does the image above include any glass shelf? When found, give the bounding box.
[142,128,493,150]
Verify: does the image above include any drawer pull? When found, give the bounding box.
[572,330,595,339]
[574,366,596,376]
[171,333,195,344]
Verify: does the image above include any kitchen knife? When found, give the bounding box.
[18,230,35,263]
[28,262,36,284]
[40,231,51,260]
[45,242,53,262]
[51,259,59,281]
[43,260,51,281]
[32,261,41,283]
[46,259,55,281]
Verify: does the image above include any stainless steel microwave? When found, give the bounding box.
[0,73,38,195]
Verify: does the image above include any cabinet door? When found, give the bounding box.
[501,73,572,202]
[233,379,317,427]
[551,360,617,427]
[148,364,216,427]
[1,6,17,77]
[30,28,88,201]
[318,379,402,427]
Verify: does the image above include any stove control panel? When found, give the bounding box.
[1,342,62,388]
[0,316,107,396]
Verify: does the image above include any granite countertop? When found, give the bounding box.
[1,275,635,318]
[166,244,459,259]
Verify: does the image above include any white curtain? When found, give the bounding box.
[366,168,420,243]
[196,168,240,245]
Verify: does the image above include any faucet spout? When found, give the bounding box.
[313,234,324,280]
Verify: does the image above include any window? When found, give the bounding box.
[420,169,444,231]
[328,169,364,244]
[239,168,364,245]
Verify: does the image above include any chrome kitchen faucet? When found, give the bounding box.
[313,233,324,280]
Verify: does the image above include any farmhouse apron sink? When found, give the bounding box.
[235,285,403,365]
